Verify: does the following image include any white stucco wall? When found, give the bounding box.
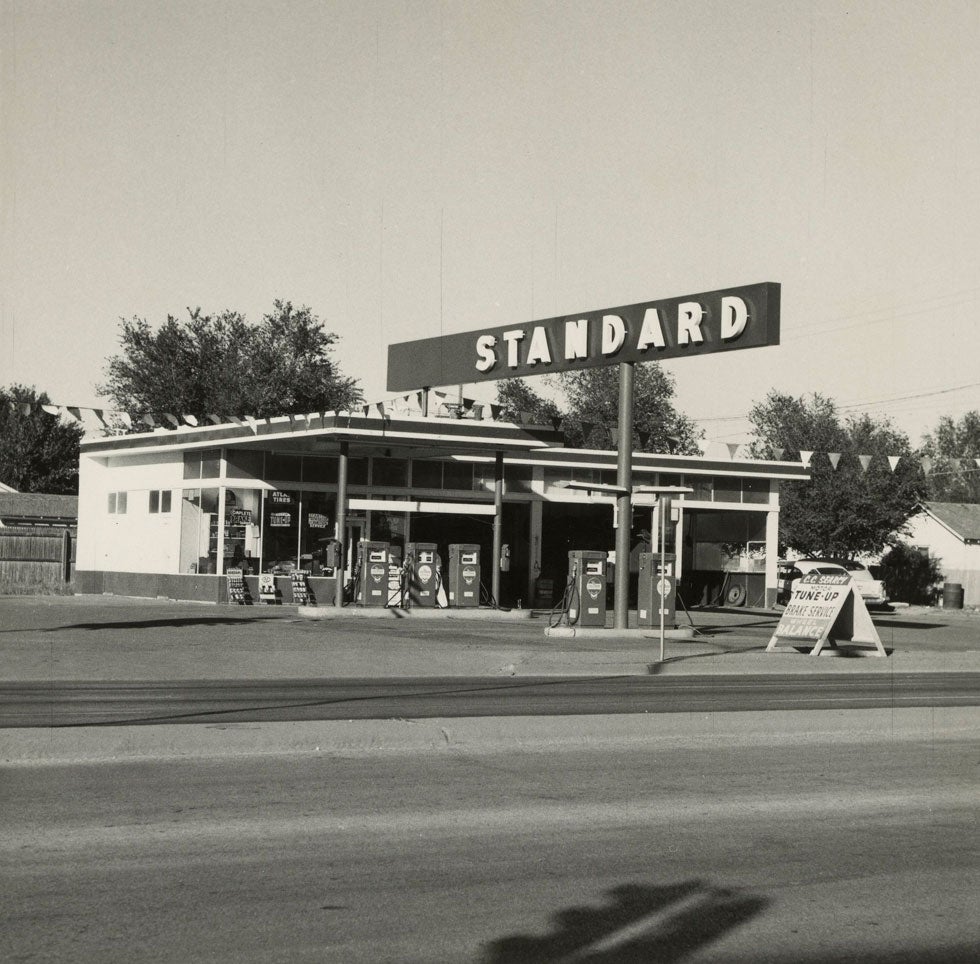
[77,451,185,574]
[901,512,980,605]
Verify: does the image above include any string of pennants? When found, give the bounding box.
[6,398,979,474]
[718,442,980,475]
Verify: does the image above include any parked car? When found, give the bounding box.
[805,558,889,607]
[776,560,852,605]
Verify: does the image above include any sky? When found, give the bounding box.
[2,0,979,455]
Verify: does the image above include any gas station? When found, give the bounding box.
[74,282,803,632]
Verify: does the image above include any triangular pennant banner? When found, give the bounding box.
[637,429,651,448]
[162,413,180,428]
[183,414,199,427]
[920,456,933,475]
[92,409,108,426]
[67,407,83,421]
[888,455,900,472]
[142,413,157,428]
[726,443,740,459]
[376,402,386,417]
[41,404,61,416]
[975,458,980,469]
[773,447,785,461]
[800,450,814,467]
[490,403,503,419]
[550,416,564,431]
[828,452,842,470]
[462,397,475,411]
[580,421,594,443]
[859,454,873,472]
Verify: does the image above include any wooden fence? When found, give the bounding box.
[0,527,75,594]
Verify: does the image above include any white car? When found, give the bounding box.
[777,561,851,605]
[795,558,889,607]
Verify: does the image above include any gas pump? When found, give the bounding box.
[404,542,439,607]
[637,551,677,628]
[447,544,480,608]
[357,540,390,607]
[387,545,404,607]
[567,549,608,626]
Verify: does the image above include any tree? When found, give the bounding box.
[747,391,923,558]
[0,385,84,493]
[99,301,363,425]
[919,411,980,502]
[495,363,702,454]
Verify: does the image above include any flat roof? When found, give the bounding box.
[80,411,810,481]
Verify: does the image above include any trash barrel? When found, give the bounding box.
[942,582,964,610]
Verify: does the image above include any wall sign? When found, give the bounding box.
[386,282,779,391]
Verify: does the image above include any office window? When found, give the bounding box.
[183,449,221,480]
[107,491,127,514]
[148,490,172,514]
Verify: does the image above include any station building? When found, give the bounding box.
[75,409,809,610]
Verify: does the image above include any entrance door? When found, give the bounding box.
[344,518,366,583]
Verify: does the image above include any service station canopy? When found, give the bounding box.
[387,282,780,392]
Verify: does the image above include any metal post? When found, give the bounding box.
[334,441,349,607]
[614,362,634,629]
[659,496,667,662]
[491,450,503,607]
[421,388,429,417]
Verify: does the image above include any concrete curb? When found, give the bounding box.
[544,625,697,640]
[296,605,536,621]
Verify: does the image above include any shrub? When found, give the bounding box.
[879,543,944,605]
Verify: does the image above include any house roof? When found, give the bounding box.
[0,492,78,525]
[922,502,980,543]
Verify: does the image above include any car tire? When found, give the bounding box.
[726,584,746,607]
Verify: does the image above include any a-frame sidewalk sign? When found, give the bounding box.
[767,571,886,657]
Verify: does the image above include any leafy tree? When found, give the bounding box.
[878,542,944,605]
[494,378,564,427]
[919,411,980,502]
[747,391,923,558]
[0,385,84,493]
[99,301,362,426]
[495,363,702,454]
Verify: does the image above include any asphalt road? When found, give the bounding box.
[3,718,976,964]
[3,672,978,726]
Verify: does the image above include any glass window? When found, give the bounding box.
[161,490,172,513]
[302,456,338,484]
[107,492,116,513]
[149,491,159,513]
[226,449,265,479]
[443,461,473,490]
[148,490,172,514]
[714,478,742,503]
[505,464,533,492]
[223,488,262,574]
[348,457,369,486]
[263,489,300,573]
[742,476,770,504]
[183,449,221,479]
[412,459,442,489]
[372,457,408,488]
[300,492,335,575]
[690,476,713,500]
[266,453,302,482]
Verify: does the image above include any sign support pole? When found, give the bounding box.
[491,450,503,607]
[614,362,634,629]
[334,441,349,607]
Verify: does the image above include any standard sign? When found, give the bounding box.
[386,282,779,391]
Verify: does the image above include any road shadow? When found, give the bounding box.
[481,879,767,963]
[33,616,275,632]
